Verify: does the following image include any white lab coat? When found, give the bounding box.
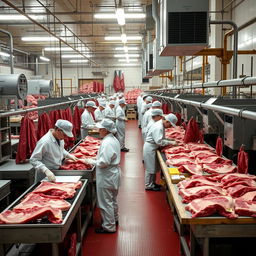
[141,108,152,140]
[81,108,95,138]
[143,120,169,188]
[115,105,126,149]
[104,106,116,121]
[30,130,71,182]
[137,96,143,126]
[144,119,155,138]
[95,133,121,232]
[94,107,105,122]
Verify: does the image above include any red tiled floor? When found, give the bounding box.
[83,120,180,256]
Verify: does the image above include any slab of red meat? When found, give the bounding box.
[0,206,62,224]
[187,143,213,151]
[178,164,203,175]
[216,137,223,156]
[166,157,195,167]
[183,118,200,143]
[227,184,256,198]
[165,153,193,159]
[221,173,256,187]
[14,193,71,211]
[196,156,232,165]
[185,196,237,219]
[234,199,256,217]
[202,163,237,174]
[33,182,81,199]
[178,177,221,189]
[179,185,227,203]
[237,191,256,202]
[60,162,92,170]
[190,174,225,182]
[162,146,190,154]
[237,146,249,174]
[223,179,256,189]
[191,150,217,159]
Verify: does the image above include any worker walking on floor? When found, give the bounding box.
[116,98,129,152]
[81,101,97,139]
[30,119,77,182]
[143,114,178,191]
[85,119,121,233]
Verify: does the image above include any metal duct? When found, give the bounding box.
[27,79,53,96]
[0,73,27,99]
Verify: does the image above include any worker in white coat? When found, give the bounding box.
[30,119,77,182]
[116,98,129,152]
[141,103,152,140]
[144,109,164,138]
[94,101,106,122]
[104,100,116,121]
[141,96,153,116]
[143,114,178,191]
[136,92,144,128]
[81,101,97,139]
[85,119,121,233]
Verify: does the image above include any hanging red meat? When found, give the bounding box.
[175,112,182,126]
[63,108,75,149]
[37,112,52,140]
[183,118,200,143]
[216,136,223,156]
[237,146,249,174]
[16,117,37,164]
[73,106,81,136]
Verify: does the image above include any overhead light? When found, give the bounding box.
[123,46,128,53]
[117,63,141,67]
[0,14,43,21]
[118,59,138,62]
[0,52,10,57]
[94,13,145,19]
[62,54,85,58]
[44,47,74,51]
[40,56,50,62]
[115,8,125,26]
[22,36,58,42]
[30,7,46,13]
[69,59,88,63]
[115,47,138,50]
[121,34,127,43]
[105,35,142,41]
[114,54,140,57]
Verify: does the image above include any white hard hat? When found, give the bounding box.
[151,109,163,116]
[146,96,153,102]
[152,101,162,107]
[55,119,73,138]
[96,118,117,133]
[165,114,178,127]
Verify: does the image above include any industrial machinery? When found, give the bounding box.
[27,79,53,97]
[159,0,209,56]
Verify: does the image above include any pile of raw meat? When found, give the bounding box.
[178,173,256,219]
[60,136,101,170]
[23,95,47,120]
[124,89,142,104]
[163,126,236,175]
[0,181,82,224]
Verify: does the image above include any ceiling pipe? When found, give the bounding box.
[0,28,14,74]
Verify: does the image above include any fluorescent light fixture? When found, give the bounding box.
[0,52,10,57]
[124,46,128,53]
[40,56,50,62]
[62,54,85,58]
[105,35,142,41]
[114,54,140,57]
[30,7,45,13]
[0,14,43,21]
[44,47,74,51]
[116,8,125,26]
[115,47,138,50]
[121,34,127,43]
[118,63,141,67]
[94,13,145,19]
[22,36,58,42]
[69,59,89,63]
[118,59,138,62]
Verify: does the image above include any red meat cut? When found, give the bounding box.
[196,156,232,165]
[179,185,227,203]
[216,136,223,156]
[185,196,237,219]
[237,191,256,202]
[14,193,71,211]
[223,179,256,189]
[187,143,213,152]
[226,184,256,198]
[0,206,62,224]
[162,146,190,154]
[237,146,249,174]
[190,150,216,159]
[221,173,256,187]
[178,177,221,189]
[202,163,237,174]
[234,199,256,217]
[166,157,195,167]
[33,182,82,199]
[178,164,203,175]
